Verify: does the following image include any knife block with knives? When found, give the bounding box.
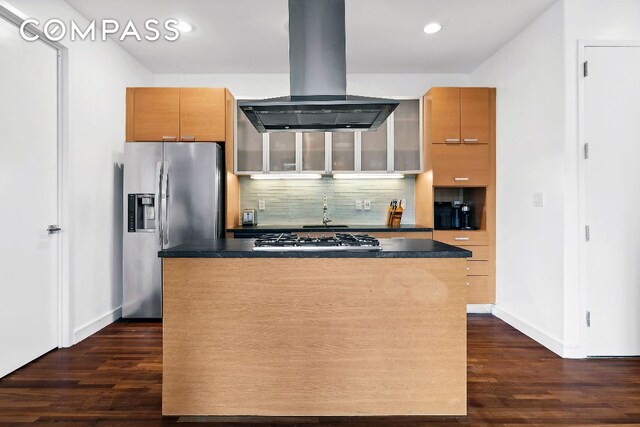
[386,199,403,227]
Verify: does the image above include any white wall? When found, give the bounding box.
[471,0,640,357]
[470,1,567,355]
[7,0,153,345]
[561,0,640,357]
[153,73,471,98]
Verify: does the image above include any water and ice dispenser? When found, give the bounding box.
[127,194,156,232]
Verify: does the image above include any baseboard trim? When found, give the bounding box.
[73,306,122,345]
[467,304,493,314]
[492,305,564,357]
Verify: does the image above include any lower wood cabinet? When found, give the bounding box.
[434,230,493,304]
[466,276,494,304]
[433,230,488,246]
[457,245,489,261]
[431,144,490,187]
[466,260,489,276]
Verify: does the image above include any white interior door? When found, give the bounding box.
[0,16,60,377]
[584,46,640,356]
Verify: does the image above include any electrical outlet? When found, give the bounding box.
[533,192,544,208]
[355,200,363,211]
[258,200,266,210]
[363,200,371,211]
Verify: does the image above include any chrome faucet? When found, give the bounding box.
[322,193,332,226]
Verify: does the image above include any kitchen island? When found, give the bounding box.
[159,238,471,417]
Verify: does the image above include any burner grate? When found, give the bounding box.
[253,232,381,251]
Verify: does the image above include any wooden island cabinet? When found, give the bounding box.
[160,239,470,417]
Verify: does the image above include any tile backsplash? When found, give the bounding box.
[239,176,415,225]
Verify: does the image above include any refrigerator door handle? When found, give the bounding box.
[161,161,169,247]
[155,161,163,245]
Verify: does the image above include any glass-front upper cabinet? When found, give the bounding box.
[360,120,388,171]
[235,105,263,173]
[269,132,297,172]
[394,99,422,172]
[331,132,355,171]
[235,98,422,174]
[301,133,326,172]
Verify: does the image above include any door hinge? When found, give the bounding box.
[583,61,589,77]
[586,311,591,327]
[585,225,591,241]
[584,143,589,159]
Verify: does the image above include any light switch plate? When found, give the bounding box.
[533,192,544,208]
[355,200,363,211]
[258,200,266,210]
[364,200,371,211]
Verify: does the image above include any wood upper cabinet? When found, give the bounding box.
[429,87,461,144]
[131,88,180,141]
[431,143,490,187]
[460,88,490,144]
[127,88,228,142]
[180,88,226,142]
[430,87,490,145]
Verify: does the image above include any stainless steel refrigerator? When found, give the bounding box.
[123,142,224,318]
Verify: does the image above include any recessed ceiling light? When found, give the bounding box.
[176,21,193,33]
[423,22,442,34]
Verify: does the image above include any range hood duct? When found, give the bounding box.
[239,0,398,133]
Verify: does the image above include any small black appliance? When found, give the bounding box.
[461,203,473,230]
[451,203,462,229]
[434,202,453,230]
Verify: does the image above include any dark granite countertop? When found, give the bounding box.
[159,238,471,259]
[227,224,433,234]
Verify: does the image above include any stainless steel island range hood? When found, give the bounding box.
[239,0,399,133]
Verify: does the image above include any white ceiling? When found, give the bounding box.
[63,0,556,74]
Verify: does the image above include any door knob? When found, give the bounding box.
[47,225,62,234]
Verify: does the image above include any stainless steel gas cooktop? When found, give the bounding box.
[252,233,382,252]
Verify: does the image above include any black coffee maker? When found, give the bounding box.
[435,201,473,230]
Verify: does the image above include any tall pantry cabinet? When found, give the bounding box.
[416,87,496,304]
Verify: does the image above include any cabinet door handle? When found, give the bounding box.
[181,136,196,142]
[454,237,470,241]
[162,136,177,142]
[454,177,469,181]
[445,138,461,143]
[463,138,479,143]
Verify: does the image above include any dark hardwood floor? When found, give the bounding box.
[1,315,639,426]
